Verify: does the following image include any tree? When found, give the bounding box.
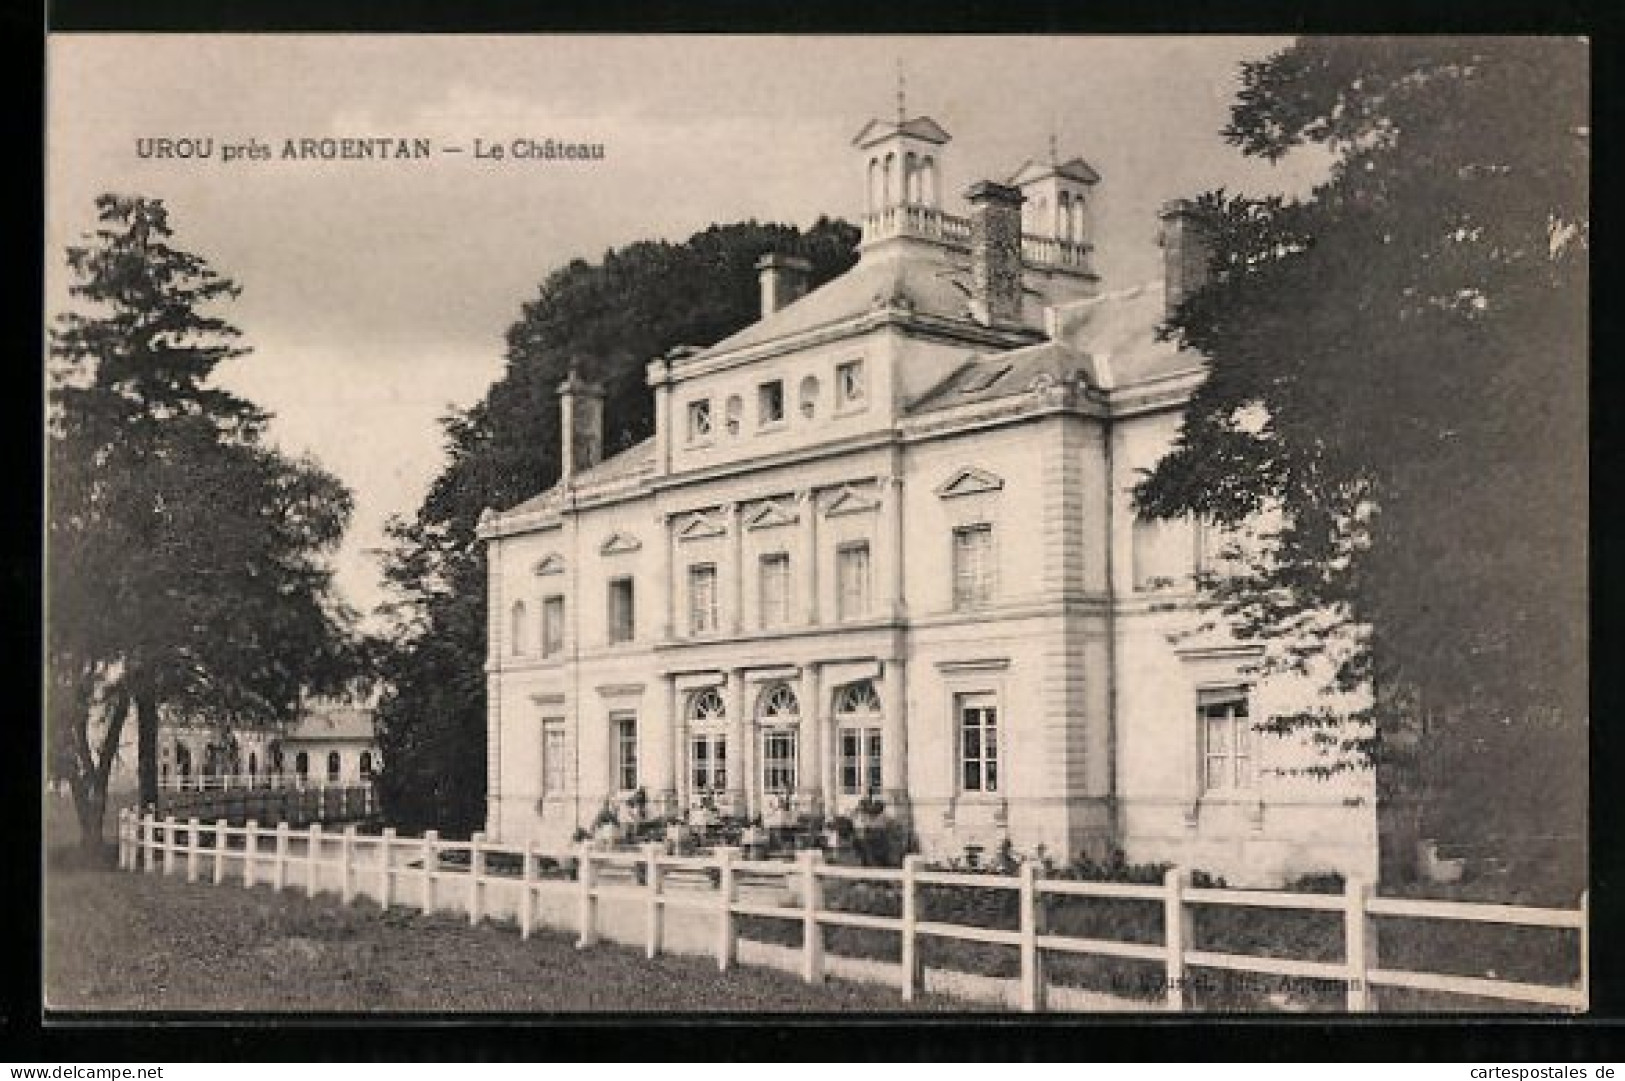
[375,219,860,834]
[48,194,360,853]
[1134,39,1587,882]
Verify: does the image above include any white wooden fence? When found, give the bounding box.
[115,808,1587,1013]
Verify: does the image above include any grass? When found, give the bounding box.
[45,860,973,1012]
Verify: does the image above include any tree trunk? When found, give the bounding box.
[137,688,160,809]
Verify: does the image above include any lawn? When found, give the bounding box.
[45,860,968,1012]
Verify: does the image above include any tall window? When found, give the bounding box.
[359,751,373,779]
[327,751,342,783]
[687,398,713,442]
[759,683,800,794]
[837,542,871,620]
[836,681,884,795]
[1201,690,1254,791]
[958,692,999,793]
[613,713,639,793]
[687,688,727,793]
[689,564,718,634]
[758,379,785,426]
[541,718,567,795]
[759,553,791,628]
[607,577,635,643]
[837,359,866,405]
[542,595,565,657]
[294,751,308,777]
[952,524,995,610]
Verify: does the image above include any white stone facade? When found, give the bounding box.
[477,113,1377,885]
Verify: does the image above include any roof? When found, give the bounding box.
[907,340,1105,415]
[498,437,655,518]
[852,115,952,149]
[1009,156,1102,187]
[696,244,1050,358]
[286,699,376,743]
[1045,281,1203,388]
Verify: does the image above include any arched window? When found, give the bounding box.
[327,751,341,782]
[360,751,374,779]
[688,687,726,723]
[904,151,918,204]
[510,600,528,656]
[798,375,819,420]
[295,751,309,777]
[882,153,895,207]
[835,680,882,717]
[868,157,881,214]
[758,682,799,722]
[835,680,884,797]
[688,687,728,795]
[248,751,258,778]
[1057,192,1071,240]
[922,157,938,207]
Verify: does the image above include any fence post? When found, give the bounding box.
[380,828,396,910]
[643,842,664,959]
[1163,867,1192,1011]
[469,832,486,925]
[901,855,922,1002]
[714,846,739,972]
[162,815,177,876]
[274,822,290,892]
[185,817,201,883]
[341,826,357,904]
[142,811,156,873]
[307,823,322,899]
[421,830,439,913]
[520,841,537,941]
[1344,875,1374,1012]
[1019,860,1044,1012]
[799,849,824,984]
[243,820,259,889]
[213,819,228,885]
[576,843,598,948]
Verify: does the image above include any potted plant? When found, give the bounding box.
[623,786,648,824]
[689,790,719,829]
[765,790,796,829]
[592,802,621,849]
[854,792,886,831]
[664,816,692,854]
[741,815,769,860]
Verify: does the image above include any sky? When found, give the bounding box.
[46,34,1328,624]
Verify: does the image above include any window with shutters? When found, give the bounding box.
[541,718,567,795]
[689,564,718,634]
[759,552,791,628]
[837,542,871,621]
[1201,689,1254,792]
[542,595,565,657]
[952,524,995,610]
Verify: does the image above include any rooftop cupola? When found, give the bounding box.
[1009,141,1101,278]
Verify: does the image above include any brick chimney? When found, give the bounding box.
[1158,198,1213,316]
[965,180,1026,327]
[557,370,605,482]
[755,253,813,317]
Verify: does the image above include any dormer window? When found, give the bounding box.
[687,399,713,443]
[837,359,866,405]
[759,380,785,427]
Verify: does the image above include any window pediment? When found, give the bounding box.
[744,500,799,531]
[937,466,1005,499]
[533,553,566,576]
[824,486,880,518]
[599,532,643,556]
[676,512,727,542]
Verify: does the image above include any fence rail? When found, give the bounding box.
[115,808,1587,1014]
